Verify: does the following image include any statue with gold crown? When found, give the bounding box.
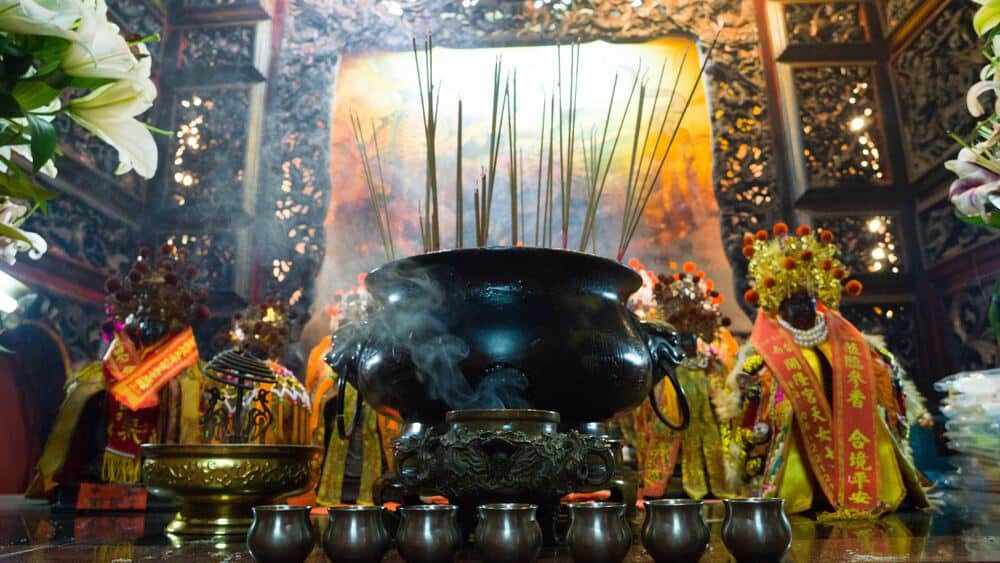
[718,223,931,518]
[306,276,400,505]
[27,244,209,499]
[622,259,741,500]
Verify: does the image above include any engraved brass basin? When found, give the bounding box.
[141,444,321,537]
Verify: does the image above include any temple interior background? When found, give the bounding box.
[0,0,998,560]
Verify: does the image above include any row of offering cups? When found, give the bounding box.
[247,498,792,563]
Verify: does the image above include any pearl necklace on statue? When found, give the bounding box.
[681,354,710,370]
[778,315,828,348]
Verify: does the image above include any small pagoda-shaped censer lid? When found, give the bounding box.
[203,348,278,444]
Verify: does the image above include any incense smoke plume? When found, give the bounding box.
[331,262,530,411]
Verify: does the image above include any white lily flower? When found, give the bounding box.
[0,0,83,41]
[0,198,46,264]
[66,78,158,178]
[966,80,1000,117]
[945,148,1000,220]
[62,15,151,81]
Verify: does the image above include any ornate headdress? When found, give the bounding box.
[230,298,291,360]
[103,243,210,342]
[742,223,863,314]
[628,258,729,342]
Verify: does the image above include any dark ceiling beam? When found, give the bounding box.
[794,185,910,215]
[168,1,270,27]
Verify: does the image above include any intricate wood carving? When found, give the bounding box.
[918,195,999,267]
[943,281,999,370]
[885,0,923,34]
[840,302,917,375]
[793,65,888,187]
[891,0,979,182]
[177,26,257,70]
[163,89,252,221]
[25,194,136,277]
[784,3,866,44]
[816,214,904,275]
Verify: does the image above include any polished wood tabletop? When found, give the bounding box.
[0,492,996,562]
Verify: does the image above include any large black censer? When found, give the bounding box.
[328,247,689,431]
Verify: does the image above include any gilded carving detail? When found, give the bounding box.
[891,0,979,181]
[784,3,865,44]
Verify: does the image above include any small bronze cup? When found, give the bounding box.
[246,505,314,563]
[722,498,792,562]
[641,499,709,563]
[475,503,542,563]
[565,502,631,563]
[396,505,462,563]
[324,505,391,563]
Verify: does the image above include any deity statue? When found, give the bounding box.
[719,223,931,518]
[621,260,742,500]
[307,277,398,505]
[27,245,209,497]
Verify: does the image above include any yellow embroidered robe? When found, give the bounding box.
[620,338,741,499]
[735,339,929,515]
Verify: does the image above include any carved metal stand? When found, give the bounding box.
[376,410,618,544]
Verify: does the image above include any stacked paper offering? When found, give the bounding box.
[935,368,1000,493]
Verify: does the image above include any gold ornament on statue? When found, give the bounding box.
[742,223,863,313]
[650,261,731,343]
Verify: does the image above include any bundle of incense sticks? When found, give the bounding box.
[354,31,719,262]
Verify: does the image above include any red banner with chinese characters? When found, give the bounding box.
[104,328,199,411]
[751,310,878,513]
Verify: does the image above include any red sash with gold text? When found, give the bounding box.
[104,328,199,411]
[751,310,879,513]
[101,329,199,484]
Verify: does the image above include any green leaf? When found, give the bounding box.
[0,92,22,119]
[12,80,60,112]
[0,161,57,213]
[68,76,116,90]
[957,211,1000,229]
[989,278,1000,345]
[25,115,56,173]
[29,37,70,76]
[0,121,29,146]
[0,222,32,245]
[2,54,32,81]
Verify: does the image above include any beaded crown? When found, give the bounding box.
[230,298,291,360]
[742,223,863,314]
[629,259,729,342]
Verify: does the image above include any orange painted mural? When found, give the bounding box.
[317,38,749,332]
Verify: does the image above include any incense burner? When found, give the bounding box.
[141,444,321,536]
[328,247,689,431]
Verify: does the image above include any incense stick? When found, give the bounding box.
[534,94,546,246]
[413,35,440,250]
[456,100,463,248]
[507,71,519,246]
[350,112,394,261]
[617,31,720,261]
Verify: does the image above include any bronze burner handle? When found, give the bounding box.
[335,371,363,439]
[640,319,691,431]
[579,439,617,488]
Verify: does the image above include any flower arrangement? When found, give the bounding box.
[947,2,1000,342]
[0,0,160,265]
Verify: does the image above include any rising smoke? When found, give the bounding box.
[340,261,530,411]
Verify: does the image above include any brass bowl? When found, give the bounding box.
[141,444,321,537]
